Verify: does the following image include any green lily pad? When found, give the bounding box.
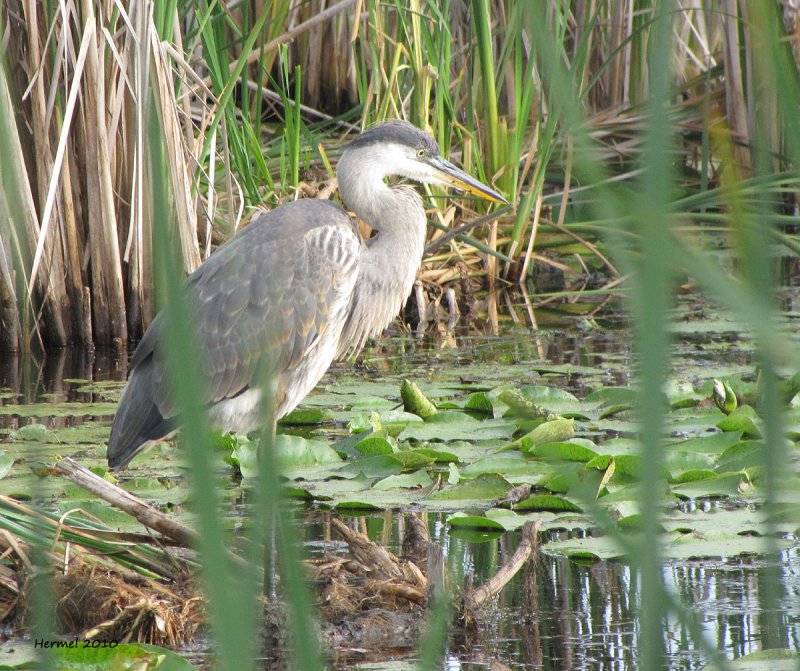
[353,432,396,456]
[391,450,436,469]
[399,416,516,441]
[6,642,200,670]
[427,473,512,501]
[514,494,583,513]
[716,406,761,437]
[410,448,459,464]
[670,469,718,484]
[447,513,506,531]
[716,441,764,473]
[672,472,746,498]
[526,440,598,462]
[373,470,434,490]
[543,535,622,560]
[706,648,800,671]
[484,508,533,530]
[336,501,385,513]
[338,454,404,478]
[465,392,494,415]
[667,430,744,454]
[0,402,118,417]
[279,407,334,425]
[586,454,642,478]
[10,424,58,442]
[275,435,343,469]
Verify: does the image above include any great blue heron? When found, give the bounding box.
[107,120,508,470]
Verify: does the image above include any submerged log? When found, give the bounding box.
[51,463,542,655]
[459,520,542,629]
[54,457,197,547]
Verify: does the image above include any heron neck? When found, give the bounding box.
[360,185,427,290]
[337,150,428,331]
[335,163,429,356]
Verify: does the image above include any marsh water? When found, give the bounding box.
[1,289,800,671]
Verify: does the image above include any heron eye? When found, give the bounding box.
[416,149,426,158]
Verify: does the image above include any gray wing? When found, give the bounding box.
[107,199,361,469]
[152,198,362,413]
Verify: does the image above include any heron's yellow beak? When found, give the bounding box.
[428,156,510,205]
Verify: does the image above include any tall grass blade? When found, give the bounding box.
[630,3,673,667]
[147,94,259,671]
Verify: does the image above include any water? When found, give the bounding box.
[293,512,800,670]
[1,291,799,670]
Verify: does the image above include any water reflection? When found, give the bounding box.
[2,294,800,671]
[313,514,800,670]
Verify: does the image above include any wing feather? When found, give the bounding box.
[144,199,361,418]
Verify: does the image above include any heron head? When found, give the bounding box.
[342,120,509,205]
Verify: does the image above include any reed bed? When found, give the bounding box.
[3,3,800,668]
[1,1,796,351]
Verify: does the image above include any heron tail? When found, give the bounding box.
[107,358,173,470]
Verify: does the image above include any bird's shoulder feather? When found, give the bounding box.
[138,199,362,417]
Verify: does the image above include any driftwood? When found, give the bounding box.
[54,457,197,546]
[459,520,542,628]
[52,460,543,654]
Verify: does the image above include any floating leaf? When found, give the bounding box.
[275,435,343,468]
[41,642,198,670]
[672,472,745,498]
[505,418,575,452]
[667,431,744,454]
[485,507,536,530]
[427,474,512,501]
[514,494,583,513]
[401,379,438,419]
[410,448,459,464]
[586,454,642,478]
[447,513,506,531]
[543,535,622,560]
[499,388,560,420]
[336,501,385,512]
[670,469,719,484]
[399,416,516,441]
[716,441,764,473]
[716,406,761,437]
[0,402,117,417]
[526,441,597,462]
[585,386,637,416]
[709,648,800,671]
[379,410,426,436]
[461,452,551,479]
[391,450,436,469]
[353,432,396,456]
[338,454,404,478]
[10,424,57,442]
[373,470,434,490]
[465,392,494,415]
[348,411,380,433]
[279,407,334,425]
[664,530,794,560]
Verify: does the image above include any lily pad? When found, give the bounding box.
[373,470,434,490]
[514,494,583,513]
[279,407,334,425]
[447,512,506,531]
[399,415,516,441]
[353,432,396,456]
[526,440,598,462]
[427,474,512,501]
[716,406,761,437]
